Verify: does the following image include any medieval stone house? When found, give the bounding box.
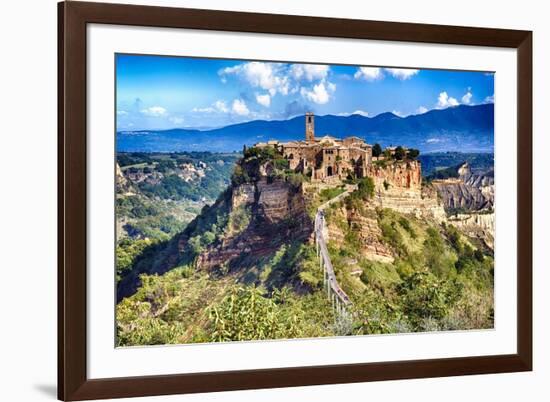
[256,113,373,182]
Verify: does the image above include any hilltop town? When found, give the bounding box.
[255,112,373,182]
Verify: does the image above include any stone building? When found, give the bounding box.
[256,113,373,182]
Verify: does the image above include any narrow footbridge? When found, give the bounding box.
[314,185,356,319]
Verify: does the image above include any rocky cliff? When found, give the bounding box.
[368,160,446,222]
[326,204,395,263]
[194,178,312,273]
[432,163,494,212]
[448,212,495,249]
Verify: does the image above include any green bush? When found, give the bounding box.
[399,270,462,329]
[207,286,305,342]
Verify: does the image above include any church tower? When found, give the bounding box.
[305,112,315,142]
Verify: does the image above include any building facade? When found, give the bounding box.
[256,113,373,182]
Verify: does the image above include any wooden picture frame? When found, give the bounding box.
[58,1,532,400]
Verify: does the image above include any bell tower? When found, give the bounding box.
[305,112,315,142]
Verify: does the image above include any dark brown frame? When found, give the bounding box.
[58,1,532,400]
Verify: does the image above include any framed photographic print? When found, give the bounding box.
[58,1,532,400]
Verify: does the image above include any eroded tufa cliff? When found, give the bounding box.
[432,163,494,212]
[368,160,446,222]
[194,178,312,272]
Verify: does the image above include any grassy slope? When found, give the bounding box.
[325,201,494,334]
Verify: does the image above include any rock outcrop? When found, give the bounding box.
[432,163,494,212]
[197,178,312,271]
[325,205,395,263]
[448,212,495,249]
[368,160,446,222]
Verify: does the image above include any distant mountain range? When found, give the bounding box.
[117,103,494,153]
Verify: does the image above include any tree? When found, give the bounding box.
[394,146,406,160]
[407,148,420,159]
[372,143,382,157]
[357,177,375,200]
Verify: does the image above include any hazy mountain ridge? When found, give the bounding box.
[117,104,494,153]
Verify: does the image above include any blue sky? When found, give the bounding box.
[116,54,494,131]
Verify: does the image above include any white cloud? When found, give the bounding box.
[290,64,329,81]
[462,90,473,104]
[385,68,419,80]
[169,116,184,125]
[116,110,128,116]
[214,100,229,113]
[140,106,167,117]
[484,94,495,104]
[416,106,428,115]
[192,106,215,113]
[220,62,290,96]
[354,67,383,81]
[426,138,441,143]
[337,110,369,117]
[392,110,405,117]
[232,99,250,116]
[256,93,271,107]
[437,92,459,108]
[192,100,228,114]
[300,81,335,105]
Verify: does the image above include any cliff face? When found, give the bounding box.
[432,163,494,212]
[115,163,132,194]
[368,160,446,222]
[325,202,394,263]
[195,178,312,272]
[448,212,495,249]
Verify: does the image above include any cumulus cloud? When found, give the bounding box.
[140,106,167,117]
[300,81,335,105]
[290,64,329,81]
[416,106,428,115]
[220,62,291,96]
[214,100,229,113]
[437,92,459,108]
[354,67,383,81]
[256,93,271,107]
[484,94,494,104]
[462,89,473,104]
[232,99,250,116]
[116,110,128,116]
[436,89,478,109]
[385,68,419,80]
